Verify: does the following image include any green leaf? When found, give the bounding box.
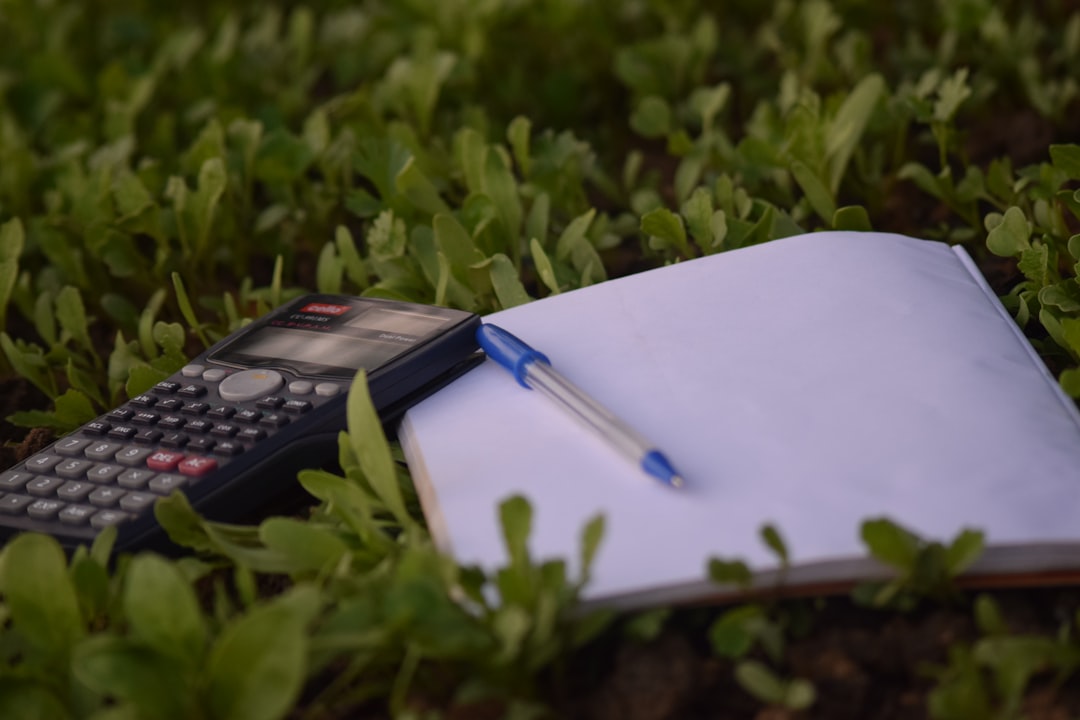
[760,524,789,565]
[205,588,319,720]
[0,679,69,720]
[259,517,349,573]
[507,116,532,177]
[347,370,410,526]
[73,636,194,720]
[735,660,786,704]
[490,253,531,309]
[555,208,597,261]
[499,495,532,570]
[395,156,449,216]
[860,517,921,571]
[681,187,715,250]
[641,207,691,256]
[791,160,836,223]
[629,95,672,138]
[1017,244,1051,287]
[434,213,483,276]
[254,129,315,185]
[708,557,753,589]
[826,73,885,192]
[0,217,24,332]
[709,605,763,658]
[986,206,1031,257]
[944,529,985,575]
[335,225,368,289]
[55,286,93,352]
[484,148,523,247]
[124,553,207,667]
[1060,368,1080,398]
[529,238,560,295]
[192,157,227,259]
[933,68,972,123]
[1050,144,1080,180]
[832,205,873,231]
[0,533,84,657]
[579,513,605,581]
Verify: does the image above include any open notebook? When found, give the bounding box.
[399,232,1080,608]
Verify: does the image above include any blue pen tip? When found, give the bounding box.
[642,450,684,488]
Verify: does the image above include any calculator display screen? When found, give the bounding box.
[212,304,456,377]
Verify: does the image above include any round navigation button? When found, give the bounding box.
[218,369,285,402]
[314,382,341,397]
[288,380,314,395]
[181,364,205,377]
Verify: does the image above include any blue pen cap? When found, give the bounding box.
[477,324,550,388]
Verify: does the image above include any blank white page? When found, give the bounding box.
[401,232,1080,604]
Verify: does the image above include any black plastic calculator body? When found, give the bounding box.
[0,295,481,552]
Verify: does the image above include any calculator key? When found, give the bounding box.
[315,383,341,397]
[288,380,313,395]
[149,474,187,494]
[181,364,205,378]
[27,499,65,520]
[106,407,135,422]
[178,384,207,398]
[258,413,290,429]
[107,425,138,441]
[157,398,184,411]
[119,492,157,513]
[202,368,227,382]
[211,423,239,438]
[117,469,156,489]
[134,429,164,445]
[89,486,125,507]
[129,394,157,407]
[85,441,123,461]
[234,409,261,424]
[58,481,94,502]
[115,446,154,466]
[59,504,96,525]
[158,416,186,431]
[186,436,217,452]
[132,411,160,425]
[56,458,94,479]
[0,495,33,514]
[212,441,244,457]
[55,437,93,456]
[237,428,266,443]
[26,476,64,497]
[26,453,64,473]
[256,395,285,409]
[207,406,236,420]
[86,464,125,483]
[218,369,284,402]
[178,456,217,477]
[184,419,212,434]
[147,450,185,472]
[0,471,33,490]
[152,381,181,395]
[283,399,313,414]
[181,402,210,416]
[83,420,111,436]
[90,510,131,529]
[160,433,189,449]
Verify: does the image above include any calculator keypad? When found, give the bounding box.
[0,365,337,540]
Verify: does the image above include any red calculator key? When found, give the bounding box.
[178,455,217,477]
[146,450,185,472]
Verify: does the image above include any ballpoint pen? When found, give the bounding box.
[476,323,684,488]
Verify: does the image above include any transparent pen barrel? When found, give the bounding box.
[525,362,652,460]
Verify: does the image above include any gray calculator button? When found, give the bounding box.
[217,369,284,402]
[202,368,227,382]
[314,382,341,397]
[86,464,125,483]
[58,481,93,502]
[288,380,313,395]
[88,486,125,507]
[85,441,123,461]
[0,494,34,514]
[27,499,65,520]
[59,505,96,525]
[119,492,157,513]
[56,458,94,479]
[148,474,187,494]
[117,469,156,489]
[90,510,131,529]
[56,438,93,457]
[115,446,154,467]
[181,364,205,377]
[26,476,64,497]
[0,470,33,490]
[26,453,63,472]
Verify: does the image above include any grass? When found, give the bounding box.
[1,0,1080,717]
